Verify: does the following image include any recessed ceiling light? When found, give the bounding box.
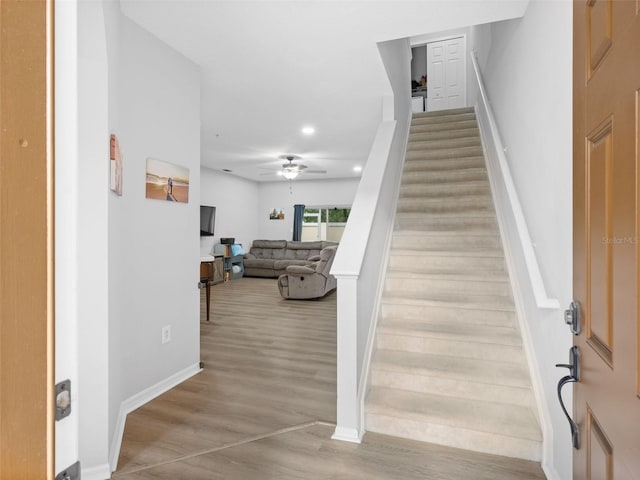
[353,165,363,172]
[301,126,315,135]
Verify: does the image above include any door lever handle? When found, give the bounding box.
[555,346,580,449]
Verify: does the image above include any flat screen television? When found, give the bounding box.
[200,205,216,236]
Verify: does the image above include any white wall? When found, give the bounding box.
[477,2,573,478]
[256,178,360,241]
[55,0,82,474]
[357,37,411,380]
[331,37,412,442]
[199,168,260,254]
[468,22,493,106]
[106,5,201,470]
[76,2,111,476]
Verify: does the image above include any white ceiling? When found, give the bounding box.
[120,0,528,182]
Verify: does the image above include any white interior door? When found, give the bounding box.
[426,41,446,111]
[427,36,466,112]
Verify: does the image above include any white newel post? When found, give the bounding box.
[332,275,363,443]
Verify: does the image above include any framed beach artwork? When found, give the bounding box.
[110,134,123,195]
[145,158,190,203]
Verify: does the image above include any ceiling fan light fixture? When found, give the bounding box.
[282,169,299,180]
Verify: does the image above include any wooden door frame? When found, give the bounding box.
[0,0,55,478]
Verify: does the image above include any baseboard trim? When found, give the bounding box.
[81,463,111,480]
[542,462,563,480]
[108,362,202,472]
[332,426,363,444]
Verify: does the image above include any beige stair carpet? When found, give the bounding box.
[365,107,542,462]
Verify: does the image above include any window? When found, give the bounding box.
[302,207,351,242]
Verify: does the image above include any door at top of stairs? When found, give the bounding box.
[427,37,466,113]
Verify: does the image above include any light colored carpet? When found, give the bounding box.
[365,107,542,462]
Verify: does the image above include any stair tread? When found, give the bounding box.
[366,387,541,441]
[413,107,475,117]
[371,349,530,387]
[410,120,478,133]
[377,319,522,346]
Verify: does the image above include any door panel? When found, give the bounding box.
[586,118,614,365]
[573,1,640,478]
[445,38,464,109]
[427,42,445,111]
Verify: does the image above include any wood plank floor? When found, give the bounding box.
[113,277,545,479]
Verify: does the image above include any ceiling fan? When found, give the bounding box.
[260,155,327,180]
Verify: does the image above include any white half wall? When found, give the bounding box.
[476,2,573,478]
[256,178,360,241]
[199,168,260,254]
[105,6,202,471]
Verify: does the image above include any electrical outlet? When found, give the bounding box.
[161,325,171,344]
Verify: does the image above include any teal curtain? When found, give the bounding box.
[292,204,305,241]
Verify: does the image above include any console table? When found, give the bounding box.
[200,255,223,322]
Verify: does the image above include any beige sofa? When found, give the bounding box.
[243,240,338,278]
[278,245,338,299]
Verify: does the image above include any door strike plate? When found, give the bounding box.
[55,379,71,421]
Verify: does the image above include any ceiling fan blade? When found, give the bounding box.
[259,171,277,176]
[304,169,327,174]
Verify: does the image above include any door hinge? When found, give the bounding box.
[564,300,580,335]
[55,379,71,421]
[55,461,80,480]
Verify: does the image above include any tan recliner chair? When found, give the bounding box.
[278,245,338,299]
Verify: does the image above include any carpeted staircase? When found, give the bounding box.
[364,107,542,461]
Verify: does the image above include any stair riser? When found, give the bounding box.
[399,183,490,199]
[405,146,484,160]
[407,137,481,152]
[401,169,487,184]
[413,106,474,117]
[380,304,516,327]
[410,119,477,134]
[391,234,502,251]
[388,254,506,273]
[364,414,541,462]
[409,128,480,143]
[384,277,511,297]
[411,112,476,126]
[370,369,533,406]
[395,215,498,232]
[396,198,493,215]
[403,157,485,173]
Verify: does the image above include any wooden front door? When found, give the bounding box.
[0,0,55,478]
[573,1,640,478]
